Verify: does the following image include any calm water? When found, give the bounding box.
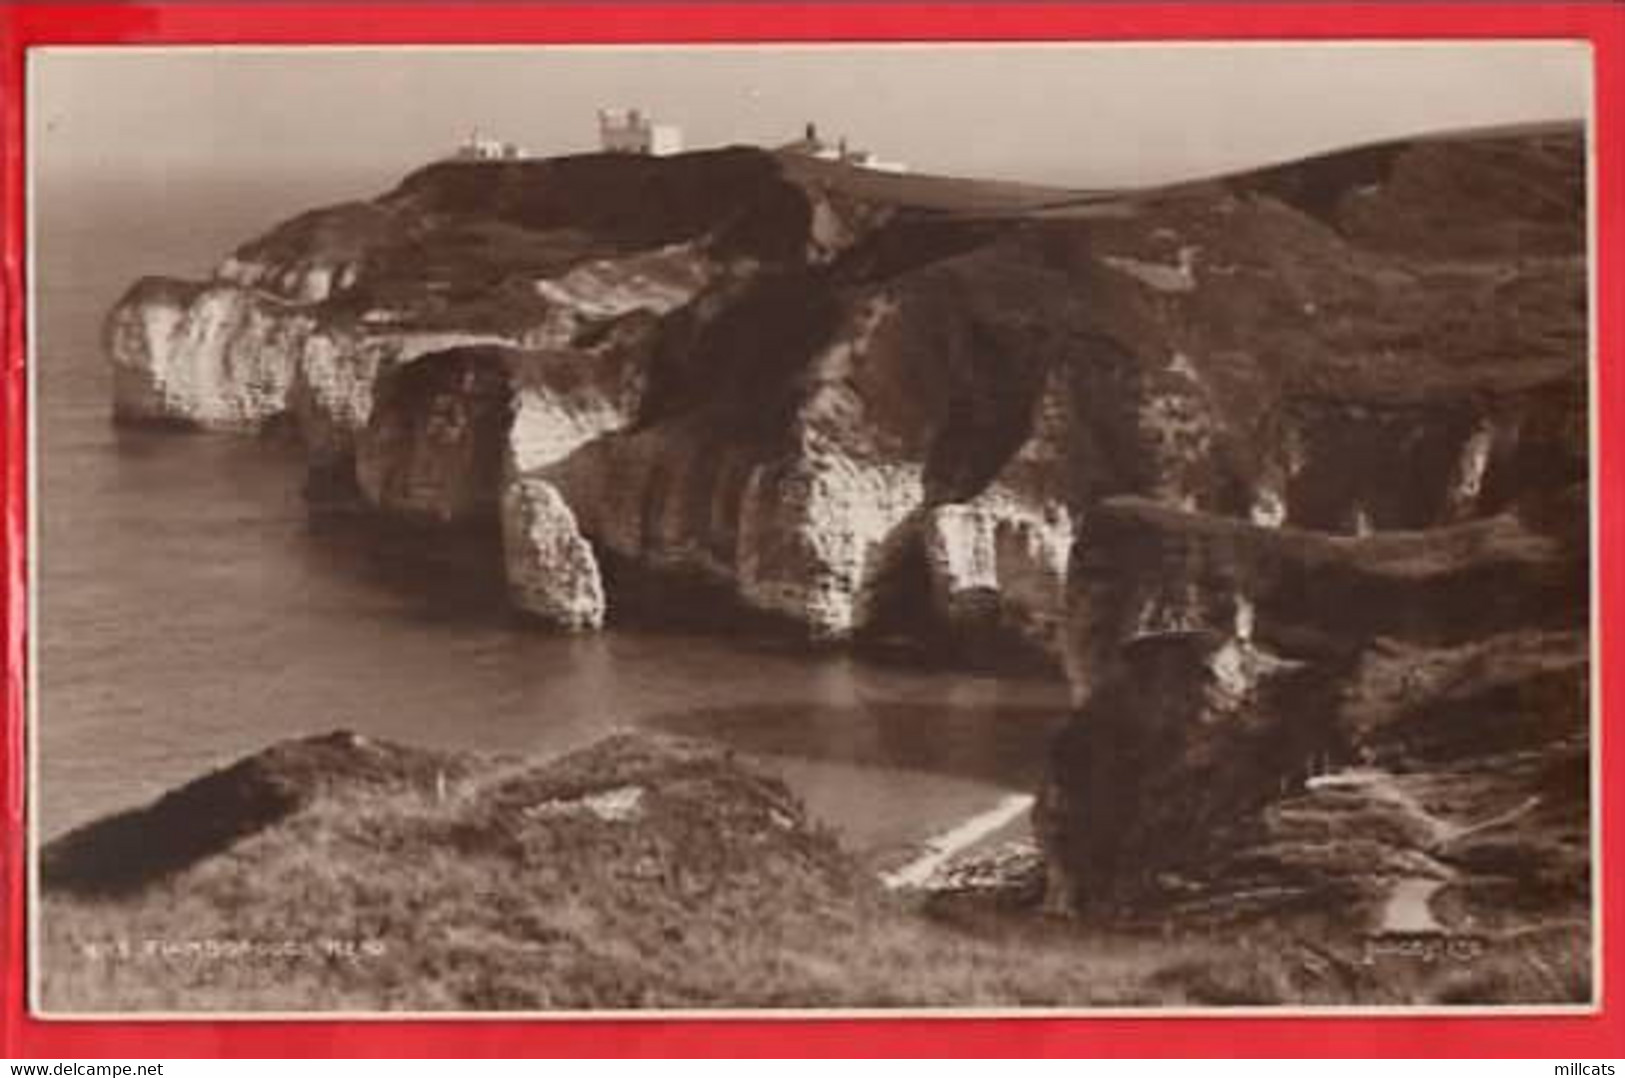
[33,171,1068,859]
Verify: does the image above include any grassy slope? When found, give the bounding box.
[38,733,1585,1013]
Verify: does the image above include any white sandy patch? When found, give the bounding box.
[881,793,1035,890]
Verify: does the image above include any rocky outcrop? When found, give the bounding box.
[1037,498,1587,922]
[106,279,316,429]
[501,478,605,629]
[1030,130,1589,936]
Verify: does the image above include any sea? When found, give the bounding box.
[31,167,1069,866]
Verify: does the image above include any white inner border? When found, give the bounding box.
[21,39,1604,1022]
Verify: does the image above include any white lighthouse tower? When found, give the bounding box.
[598,108,683,156]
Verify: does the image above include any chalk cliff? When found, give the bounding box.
[105,147,1085,653]
[105,126,1590,942]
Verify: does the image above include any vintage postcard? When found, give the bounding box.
[23,39,1596,1019]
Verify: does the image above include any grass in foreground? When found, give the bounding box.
[38,733,1591,1013]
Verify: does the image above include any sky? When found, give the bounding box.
[31,42,1590,195]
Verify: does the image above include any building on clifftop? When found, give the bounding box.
[598,108,684,156]
[454,129,526,161]
[778,121,908,173]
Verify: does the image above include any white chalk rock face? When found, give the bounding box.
[923,497,1072,659]
[527,242,715,346]
[501,478,606,631]
[924,503,1001,635]
[735,453,923,639]
[105,279,314,428]
[506,345,647,476]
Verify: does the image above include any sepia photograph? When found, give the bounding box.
[26,41,1595,1017]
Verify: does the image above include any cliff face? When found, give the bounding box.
[105,128,1590,937]
[1035,127,1590,940]
[105,146,1084,653]
[1039,499,1587,927]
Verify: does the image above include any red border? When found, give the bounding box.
[2,2,1621,1058]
